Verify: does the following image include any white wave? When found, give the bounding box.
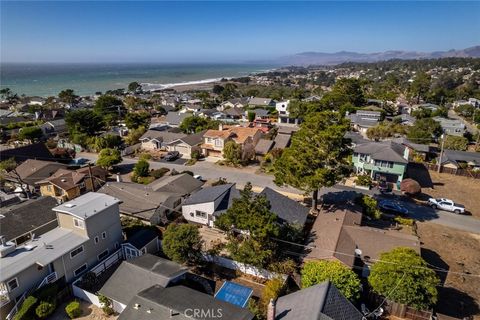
[141,77,228,91]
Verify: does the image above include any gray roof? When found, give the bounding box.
[140,130,186,143]
[99,254,188,305]
[53,192,121,220]
[255,139,274,155]
[224,107,244,117]
[249,97,273,106]
[126,228,159,250]
[392,137,430,153]
[275,281,363,320]
[260,187,309,226]
[0,227,88,282]
[118,285,253,320]
[166,112,190,126]
[148,173,204,195]
[98,182,181,221]
[354,141,407,164]
[5,159,67,186]
[166,130,205,146]
[441,150,480,166]
[347,114,379,128]
[250,108,270,117]
[344,131,368,146]
[0,197,58,242]
[183,183,236,206]
[273,133,291,150]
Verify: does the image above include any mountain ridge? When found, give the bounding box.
[278,45,480,65]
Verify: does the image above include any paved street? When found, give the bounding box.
[320,186,480,234]
[80,152,480,234]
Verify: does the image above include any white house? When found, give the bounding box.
[181,184,240,227]
[276,100,290,117]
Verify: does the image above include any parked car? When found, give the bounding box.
[378,200,409,216]
[428,198,465,214]
[164,151,180,161]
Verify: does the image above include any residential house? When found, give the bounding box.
[272,281,363,320]
[97,182,183,225]
[248,97,275,108]
[222,107,245,121]
[305,204,420,277]
[393,137,432,161]
[219,97,249,110]
[276,100,300,125]
[439,150,480,171]
[433,117,466,136]
[182,185,309,229]
[254,139,274,159]
[247,108,270,120]
[0,193,123,318]
[165,112,190,127]
[164,131,205,158]
[201,125,262,158]
[182,183,240,227]
[36,166,107,202]
[396,113,416,126]
[147,173,204,194]
[347,110,382,134]
[352,141,409,184]
[0,143,55,163]
[2,159,67,194]
[122,228,160,259]
[39,119,67,137]
[260,187,309,227]
[98,254,189,313]
[139,130,187,151]
[0,197,58,245]
[273,133,291,150]
[413,103,440,112]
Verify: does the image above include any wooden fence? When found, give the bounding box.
[424,163,480,179]
[368,292,432,320]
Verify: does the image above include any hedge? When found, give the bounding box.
[35,301,56,319]
[65,300,82,319]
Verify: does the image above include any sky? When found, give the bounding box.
[1,1,479,63]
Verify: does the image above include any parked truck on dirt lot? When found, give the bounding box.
[428,198,465,214]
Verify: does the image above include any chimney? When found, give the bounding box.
[267,299,276,320]
[219,123,223,131]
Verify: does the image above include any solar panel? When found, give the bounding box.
[214,281,253,308]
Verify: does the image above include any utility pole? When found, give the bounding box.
[437,133,445,173]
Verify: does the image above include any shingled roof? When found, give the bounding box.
[260,187,309,226]
[354,141,408,164]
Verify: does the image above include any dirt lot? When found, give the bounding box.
[417,222,480,319]
[423,171,480,218]
[50,301,117,320]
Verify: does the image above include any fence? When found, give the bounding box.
[425,163,480,179]
[368,292,432,320]
[89,248,124,276]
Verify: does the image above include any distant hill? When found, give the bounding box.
[278,45,480,66]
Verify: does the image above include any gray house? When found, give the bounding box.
[433,117,466,136]
[0,193,123,319]
[273,281,363,320]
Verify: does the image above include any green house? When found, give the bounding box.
[352,141,409,184]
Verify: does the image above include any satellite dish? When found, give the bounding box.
[354,248,362,256]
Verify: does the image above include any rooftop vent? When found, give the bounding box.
[65,204,76,208]
[134,303,140,310]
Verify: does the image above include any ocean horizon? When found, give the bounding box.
[0,62,277,97]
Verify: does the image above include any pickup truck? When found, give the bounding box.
[428,198,465,214]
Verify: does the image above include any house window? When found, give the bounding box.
[141,247,147,255]
[359,154,368,162]
[7,278,18,291]
[74,264,88,277]
[114,242,119,250]
[374,160,394,168]
[215,139,222,147]
[98,250,109,261]
[94,236,99,244]
[102,231,107,239]
[195,210,207,219]
[70,245,84,258]
[73,218,84,229]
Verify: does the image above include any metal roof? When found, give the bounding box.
[53,192,121,220]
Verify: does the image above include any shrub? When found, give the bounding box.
[13,296,38,320]
[133,159,150,177]
[357,195,382,220]
[98,294,114,316]
[65,300,82,319]
[150,167,169,178]
[395,217,414,226]
[136,176,156,185]
[261,278,284,308]
[191,147,202,160]
[139,153,152,161]
[354,174,372,187]
[36,301,56,319]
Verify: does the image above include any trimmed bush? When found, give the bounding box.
[65,300,82,319]
[357,195,382,220]
[150,167,169,178]
[36,301,56,319]
[13,296,38,320]
[395,216,414,226]
[354,174,373,187]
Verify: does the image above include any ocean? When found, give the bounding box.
[0,63,276,97]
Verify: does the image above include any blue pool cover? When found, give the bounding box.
[214,281,253,308]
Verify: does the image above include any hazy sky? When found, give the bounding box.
[1,1,479,63]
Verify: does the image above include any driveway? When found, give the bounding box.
[319,185,480,234]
